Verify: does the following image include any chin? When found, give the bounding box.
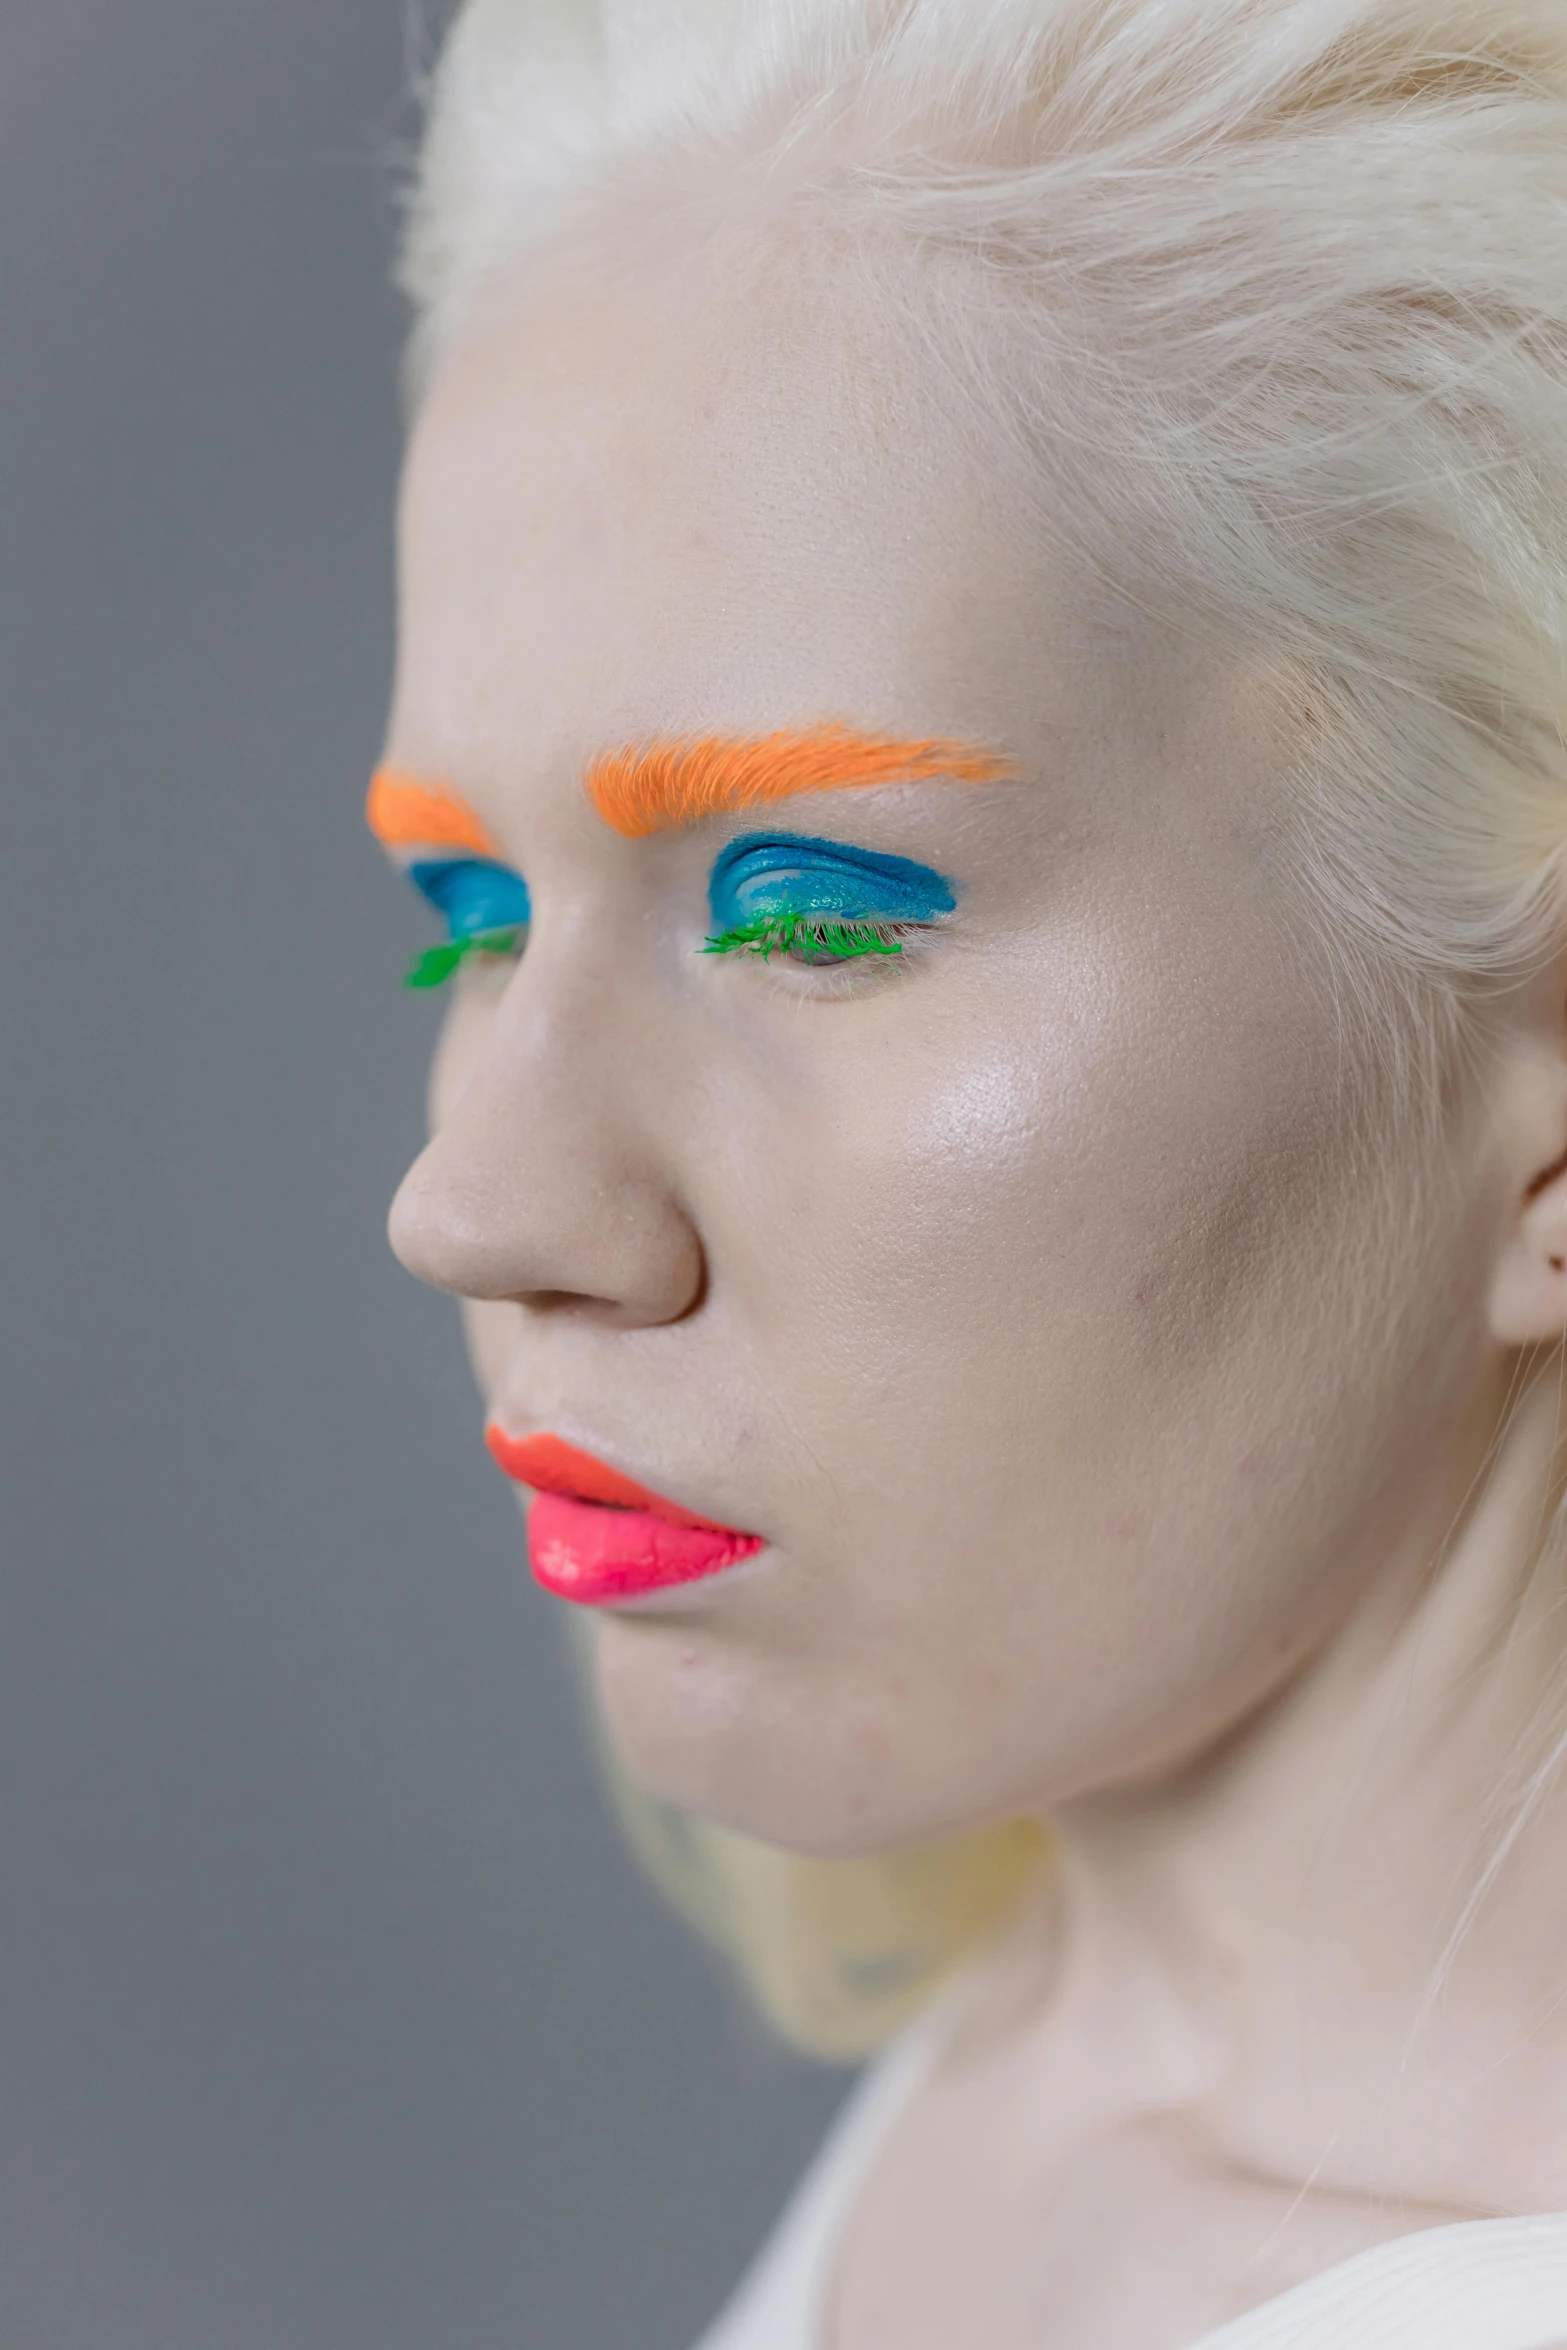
[590,1624,845,1848]
[586,1614,1043,1857]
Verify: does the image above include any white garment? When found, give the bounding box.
[693,1979,1567,2350]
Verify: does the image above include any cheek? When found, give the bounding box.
[641,929,1470,1834]
[720,924,1347,1495]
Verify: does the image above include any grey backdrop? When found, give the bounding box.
[0,5,846,2345]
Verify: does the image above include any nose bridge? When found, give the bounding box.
[388,943,704,1323]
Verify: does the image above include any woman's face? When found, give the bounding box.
[385,242,1509,1854]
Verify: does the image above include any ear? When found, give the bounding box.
[1490,1166,1567,1344]
[1488,990,1567,1344]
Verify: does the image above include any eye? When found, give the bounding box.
[703,832,957,969]
[703,913,915,965]
[402,858,532,990]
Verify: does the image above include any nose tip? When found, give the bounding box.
[386,1148,498,1297]
[387,1115,706,1327]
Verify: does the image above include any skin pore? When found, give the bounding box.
[382,225,1567,2347]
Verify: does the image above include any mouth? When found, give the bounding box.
[485,1428,767,1606]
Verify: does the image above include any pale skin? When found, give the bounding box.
[384,227,1567,2347]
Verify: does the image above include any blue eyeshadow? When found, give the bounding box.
[707,832,958,934]
[409,857,532,940]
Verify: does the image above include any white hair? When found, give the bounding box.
[399,0,1567,2053]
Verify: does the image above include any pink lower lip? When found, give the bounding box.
[527,1490,765,1605]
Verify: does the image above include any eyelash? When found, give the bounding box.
[400,860,938,986]
[702,913,917,966]
[404,913,921,989]
[403,926,525,990]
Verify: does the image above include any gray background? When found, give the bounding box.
[0,4,846,2344]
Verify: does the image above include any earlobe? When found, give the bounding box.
[1489,1142,1567,1345]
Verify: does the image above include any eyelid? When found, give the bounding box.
[707,832,958,931]
[408,856,532,940]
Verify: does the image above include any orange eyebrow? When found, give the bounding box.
[366,768,502,859]
[586,726,1016,839]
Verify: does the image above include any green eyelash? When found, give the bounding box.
[402,912,906,988]
[403,926,524,990]
[701,913,907,963]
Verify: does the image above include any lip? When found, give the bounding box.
[486,1427,766,1606]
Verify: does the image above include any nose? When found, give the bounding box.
[388,970,706,1327]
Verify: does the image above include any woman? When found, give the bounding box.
[372,0,1567,2340]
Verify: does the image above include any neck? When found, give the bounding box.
[1027,1358,1567,2215]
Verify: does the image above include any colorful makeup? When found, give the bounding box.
[368,768,965,981]
[402,860,532,988]
[704,831,958,965]
[366,768,530,989]
[487,1428,766,1604]
[367,769,502,860]
[587,724,1015,839]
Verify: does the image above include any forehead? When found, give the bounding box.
[389,238,1074,779]
[386,233,1280,871]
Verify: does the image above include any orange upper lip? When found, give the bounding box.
[485,1428,747,1536]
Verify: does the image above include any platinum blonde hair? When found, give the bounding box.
[401,0,1567,2055]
